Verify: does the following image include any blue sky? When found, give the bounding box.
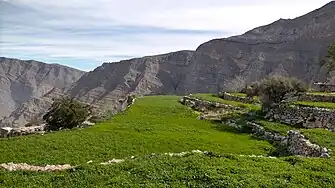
[0,0,331,71]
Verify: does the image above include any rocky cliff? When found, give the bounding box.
[2,2,335,126]
[66,2,335,115]
[0,58,84,127]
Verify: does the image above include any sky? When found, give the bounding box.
[0,0,332,71]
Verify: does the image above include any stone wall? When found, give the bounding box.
[180,96,243,113]
[265,105,335,131]
[287,130,330,158]
[180,97,330,158]
[225,121,330,158]
[298,94,335,102]
[218,92,255,104]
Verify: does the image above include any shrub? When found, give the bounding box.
[246,76,307,110]
[43,97,92,131]
[327,43,335,61]
[321,43,335,71]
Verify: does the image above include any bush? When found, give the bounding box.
[43,97,92,131]
[246,76,307,110]
[321,43,335,72]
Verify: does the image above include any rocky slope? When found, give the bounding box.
[0,58,84,127]
[66,2,335,115]
[2,2,335,126]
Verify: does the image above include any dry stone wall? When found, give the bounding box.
[265,105,335,131]
[298,94,335,103]
[218,92,255,104]
[180,96,243,113]
[226,121,330,158]
[180,96,330,158]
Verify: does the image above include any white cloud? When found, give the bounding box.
[1,0,332,70]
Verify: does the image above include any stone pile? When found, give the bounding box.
[100,159,125,165]
[0,163,73,172]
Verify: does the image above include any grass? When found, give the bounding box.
[229,92,247,97]
[192,93,261,111]
[1,153,335,188]
[307,92,335,96]
[255,120,335,151]
[256,120,293,135]
[301,129,335,151]
[294,101,335,109]
[1,95,335,187]
[0,96,271,165]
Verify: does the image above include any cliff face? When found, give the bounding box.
[67,2,335,115]
[0,58,84,126]
[1,2,335,127]
[196,1,335,90]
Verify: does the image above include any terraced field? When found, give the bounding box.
[0,95,334,187]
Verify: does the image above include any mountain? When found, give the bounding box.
[67,2,335,114]
[2,2,335,126]
[0,57,85,127]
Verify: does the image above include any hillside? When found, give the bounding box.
[0,57,85,127]
[66,2,335,116]
[1,95,334,187]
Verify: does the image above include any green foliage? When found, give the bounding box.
[250,76,307,110]
[43,97,91,131]
[327,43,335,61]
[321,43,335,71]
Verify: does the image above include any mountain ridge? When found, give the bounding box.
[1,1,335,127]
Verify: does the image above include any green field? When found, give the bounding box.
[307,92,335,96]
[294,101,335,109]
[229,92,247,97]
[1,153,335,188]
[0,96,271,165]
[1,95,334,187]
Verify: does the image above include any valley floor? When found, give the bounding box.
[0,95,334,187]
